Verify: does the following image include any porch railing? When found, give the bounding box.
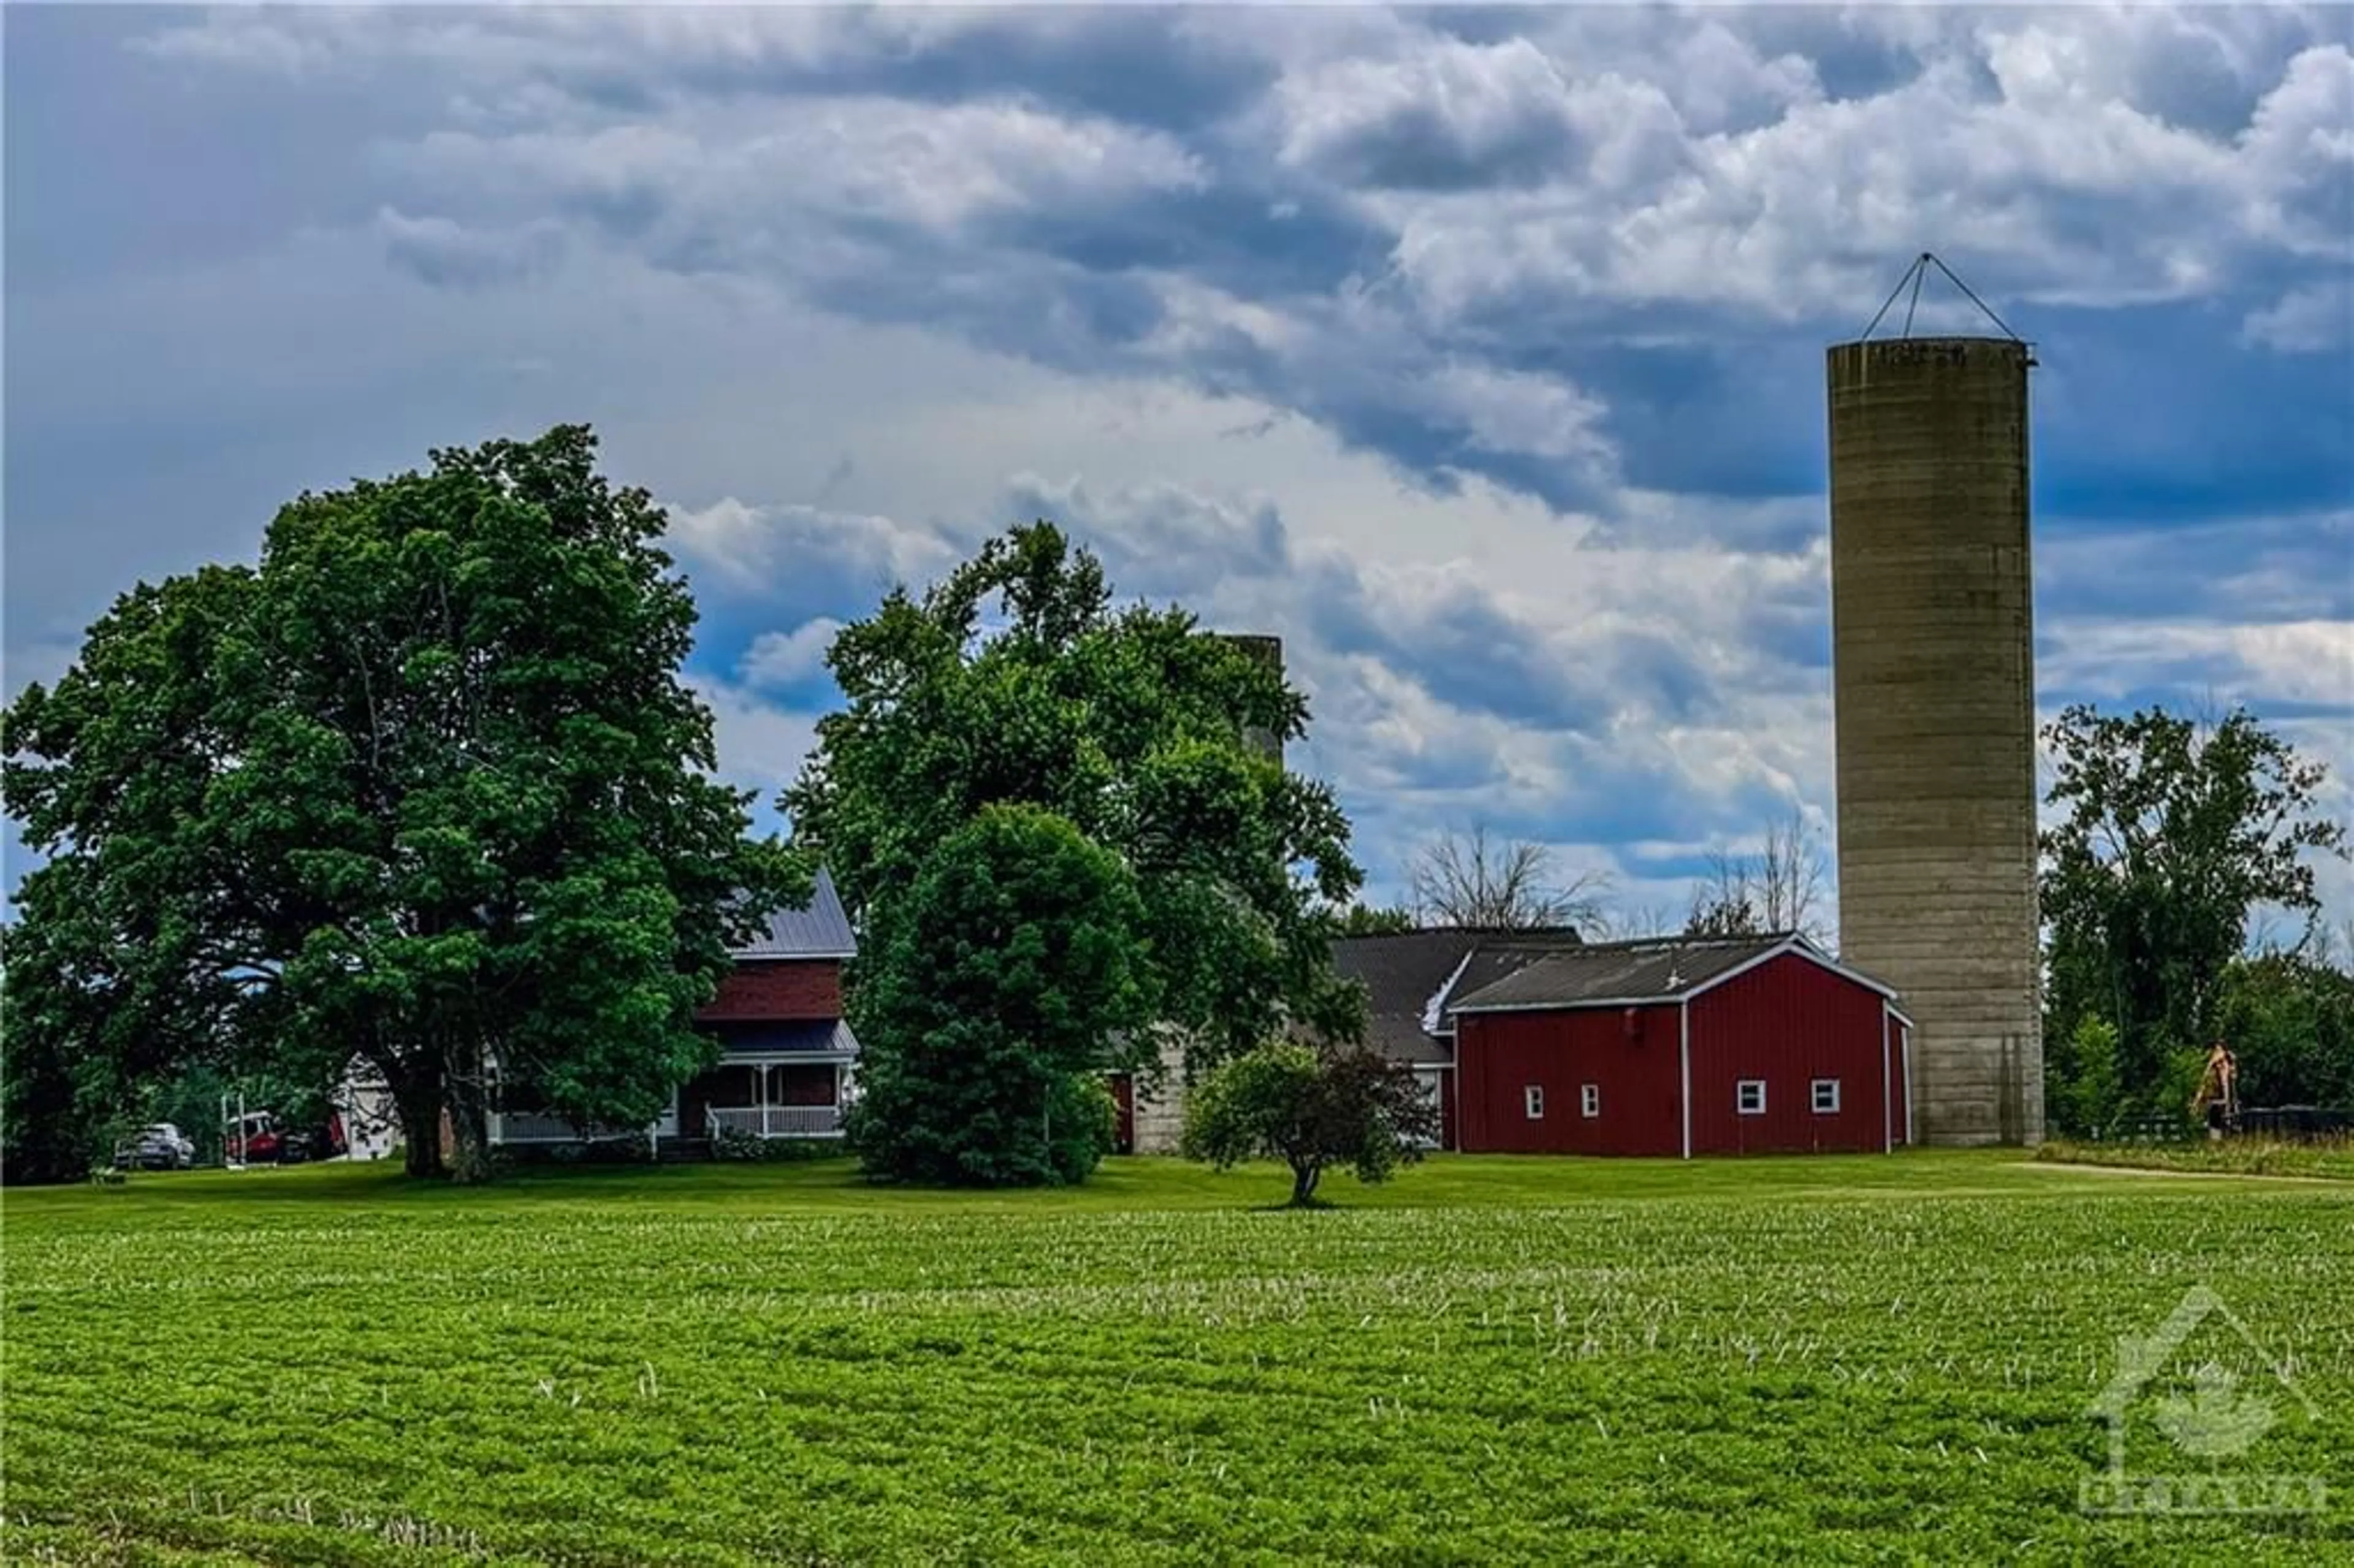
[497,1112,641,1143]
[707,1105,843,1138]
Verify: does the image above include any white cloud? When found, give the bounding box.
[684,673,824,805]
[2242,276,2352,352]
[738,618,845,691]
[667,499,956,603]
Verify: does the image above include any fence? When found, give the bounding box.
[2084,1106,2353,1144]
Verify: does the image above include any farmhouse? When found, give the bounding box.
[1446,933,1913,1156]
[486,869,861,1153]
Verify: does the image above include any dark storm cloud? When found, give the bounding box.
[12,6,2353,925]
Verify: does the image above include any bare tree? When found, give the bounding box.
[1596,900,1685,941]
[1685,810,1831,943]
[1406,825,1610,932]
[1685,856,1762,937]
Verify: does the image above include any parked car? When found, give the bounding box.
[115,1123,195,1171]
[226,1109,347,1165]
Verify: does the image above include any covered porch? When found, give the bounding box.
[679,1057,851,1140]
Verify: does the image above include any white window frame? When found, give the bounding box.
[1524,1084,1545,1120]
[1811,1078,1842,1114]
[1735,1079,1767,1116]
[1580,1083,1601,1119]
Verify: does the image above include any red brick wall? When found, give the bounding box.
[695,960,843,1023]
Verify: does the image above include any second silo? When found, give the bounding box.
[1827,335,2043,1146]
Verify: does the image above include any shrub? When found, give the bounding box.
[1182,1041,1441,1206]
[847,805,1148,1187]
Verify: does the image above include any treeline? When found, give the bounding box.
[6,425,2347,1178]
[2038,704,2350,1135]
[3,427,1425,1187]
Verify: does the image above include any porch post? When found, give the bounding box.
[758,1061,772,1139]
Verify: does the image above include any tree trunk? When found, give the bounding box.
[391,1066,446,1180]
[1289,1160,1320,1207]
[443,1035,495,1186]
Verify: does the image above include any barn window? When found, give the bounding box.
[1735,1079,1767,1116]
[1523,1085,1544,1120]
[1812,1078,1842,1114]
[1580,1083,1601,1119]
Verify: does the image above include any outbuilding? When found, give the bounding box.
[1447,932,1911,1157]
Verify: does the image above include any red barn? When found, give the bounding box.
[1449,933,1911,1157]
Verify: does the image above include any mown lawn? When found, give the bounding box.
[4,1151,2350,1565]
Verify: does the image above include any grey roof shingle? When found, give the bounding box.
[1322,928,1588,1064]
[729,867,857,959]
[1447,933,1802,1013]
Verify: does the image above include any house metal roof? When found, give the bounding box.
[1446,932,1889,1013]
[706,1019,861,1057]
[729,867,857,959]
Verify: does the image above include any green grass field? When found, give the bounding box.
[6,1151,2350,1566]
[2037,1138,2354,1182]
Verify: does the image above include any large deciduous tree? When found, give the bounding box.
[785,521,1368,1102]
[2040,703,2346,1104]
[847,804,1148,1186]
[3,426,798,1182]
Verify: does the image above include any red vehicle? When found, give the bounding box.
[226,1109,347,1165]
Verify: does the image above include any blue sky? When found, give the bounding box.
[7,5,2351,937]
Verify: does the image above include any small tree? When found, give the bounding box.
[1328,903,1417,936]
[846,803,1149,1187]
[1181,1041,1441,1206]
[2052,1015,2124,1137]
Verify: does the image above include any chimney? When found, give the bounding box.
[1217,633,1284,769]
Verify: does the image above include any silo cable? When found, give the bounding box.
[1855,251,2026,343]
[1857,253,1927,341]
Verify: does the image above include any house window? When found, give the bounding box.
[1736,1079,1767,1116]
[1812,1078,1842,1114]
[1524,1085,1545,1120]
[1580,1083,1601,1119]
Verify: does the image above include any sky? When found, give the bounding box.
[6,4,2352,939]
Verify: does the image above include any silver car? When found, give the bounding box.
[115,1122,196,1170]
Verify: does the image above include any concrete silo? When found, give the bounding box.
[1827,333,2043,1146]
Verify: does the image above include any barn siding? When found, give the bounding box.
[696,960,843,1023]
[1686,953,1888,1155]
[1457,1006,1682,1155]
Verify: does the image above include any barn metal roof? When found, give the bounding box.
[1322,928,1588,1064]
[1447,933,1810,1013]
[729,867,858,959]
